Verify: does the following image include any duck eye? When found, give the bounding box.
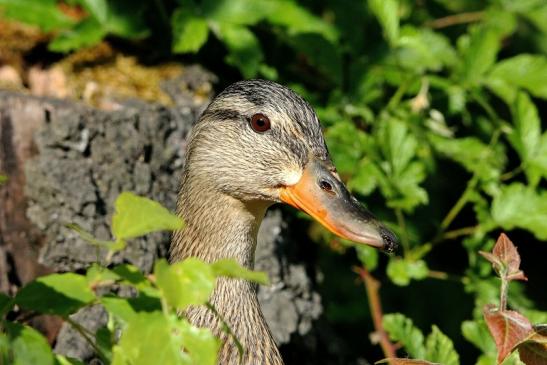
[250,113,271,133]
[319,179,334,193]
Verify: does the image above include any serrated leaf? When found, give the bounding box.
[355,245,379,271]
[459,27,501,84]
[172,8,209,53]
[518,325,547,365]
[5,322,54,365]
[49,17,107,53]
[216,23,264,78]
[175,318,220,365]
[491,183,547,240]
[16,273,95,316]
[429,134,505,181]
[487,55,547,102]
[211,259,268,285]
[155,258,215,310]
[112,192,184,241]
[111,312,192,365]
[387,258,429,286]
[348,158,380,196]
[368,0,399,45]
[483,304,533,364]
[79,0,108,23]
[383,313,426,358]
[266,1,338,42]
[462,320,497,354]
[425,325,460,365]
[0,0,75,31]
[479,233,527,282]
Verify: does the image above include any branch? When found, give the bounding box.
[426,11,484,29]
[354,266,397,360]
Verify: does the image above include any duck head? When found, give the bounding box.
[183,79,397,253]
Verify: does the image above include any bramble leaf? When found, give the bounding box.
[4,321,55,365]
[15,273,95,316]
[387,257,428,286]
[154,258,215,310]
[483,304,533,364]
[479,233,527,282]
[172,8,209,53]
[383,313,426,358]
[112,192,184,241]
[211,259,269,285]
[425,325,460,365]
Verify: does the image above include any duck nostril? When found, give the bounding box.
[319,179,334,193]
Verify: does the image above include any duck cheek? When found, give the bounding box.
[279,158,398,253]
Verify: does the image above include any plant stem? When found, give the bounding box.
[354,266,397,360]
[426,11,485,29]
[437,226,478,242]
[387,77,412,110]
[439,176,477,231]
[499,278,508,311]
[206,302,244,359]
[66,317,107,361]
[395,208,410,255]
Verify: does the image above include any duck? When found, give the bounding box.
[170,79,397,365]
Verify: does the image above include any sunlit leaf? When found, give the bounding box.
[0,0,75,31]
[175,318,220,365]
[49,17,107,52]
[211,259,269,285]
[4,322,55,365]
[425,325,460,365]
[79,0,108,23]
[154,258,215,310]
[491,183,547,240]
[459,26,501,84]
[368,0,399,45]
[55,354,85,365]
[172,8,209,53]
[383,313,426,358]
[376,359,440,365]
[15,273,95,316]
[112,192,184,241]
[215,23,264,78]
[461,320,497,354]
[387,258,428,286]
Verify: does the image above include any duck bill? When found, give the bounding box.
[279,159,397,253]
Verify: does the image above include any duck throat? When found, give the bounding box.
[170,184,284,364]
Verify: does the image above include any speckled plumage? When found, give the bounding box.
[170,80,331,365]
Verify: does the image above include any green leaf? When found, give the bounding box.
[155,258,215,310]
[383,313,426,358]
[111,313,192,365]
[49,17,107,53]
[325,121,370,176]
[15,273,95,316]
[102,0,148,38]
[172,8,209,53]
[0,175,7,185]
[266,1,338,42]
[203,0,269,25]
[459,27,501,85]
[211,259,269,284]
[66,223,116,248]
[0,0,75,31]
[348,158,380,196]
[508,92,544,185]
[429,134,505,181]
[55,355,85,365]
[100,295,161,324]
[487,54,547,102]
[368,0,399,45]
[79,0,108,23]
[355,245,379,271]
[387,258,429,286]
[0,292,13,317]
[4,321,55,365]
[425,325,460,365]
[112,192,184,241]
[461,320,496,354]
[216,24,264,78]
[394,26,457,73]
[491,183,547,240]
[175,318,220,365]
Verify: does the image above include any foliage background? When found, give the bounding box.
[1,0,547,364]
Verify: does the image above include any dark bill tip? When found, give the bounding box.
[379,226,398,254]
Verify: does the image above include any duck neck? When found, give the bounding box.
[170,181,284,364]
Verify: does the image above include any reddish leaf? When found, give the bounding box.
[479,233,527,281]
[517,325,547,365]
[483,304,534,364]
[376,359,440,365]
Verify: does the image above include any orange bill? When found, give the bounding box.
[280,158,397,253]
